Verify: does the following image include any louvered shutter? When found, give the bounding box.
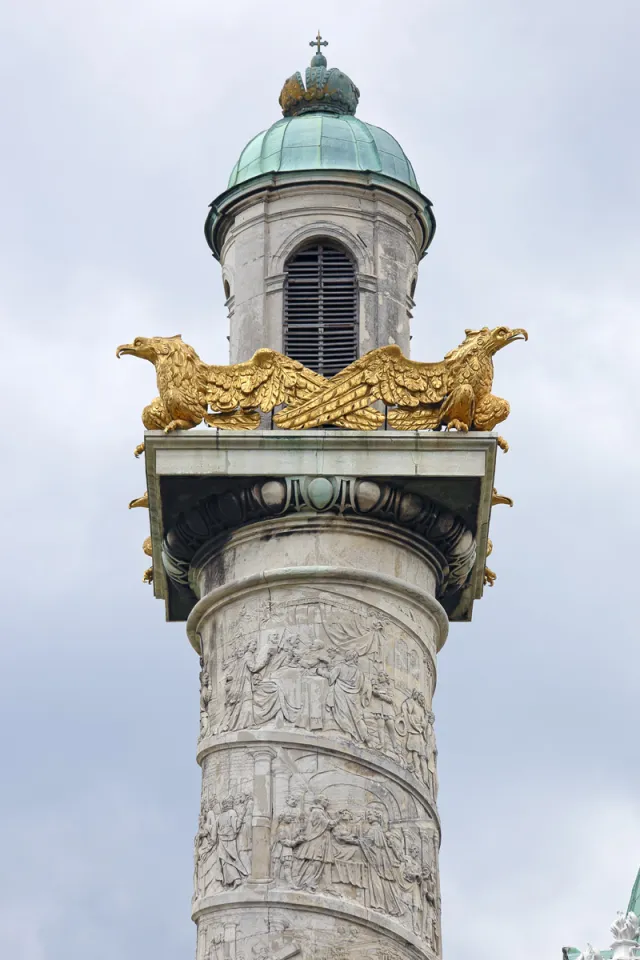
[284,242,358,378]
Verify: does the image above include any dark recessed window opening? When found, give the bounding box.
[284,241,358,378]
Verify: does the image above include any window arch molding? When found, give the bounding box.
[269,221,373,277]
[283,238,360,378]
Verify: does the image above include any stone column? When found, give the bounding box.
[183,476,474,960]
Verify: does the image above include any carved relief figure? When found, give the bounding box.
[421,864,439,950]
[358,809,403,916]
[199,741,440,943]
[194,810,213,901]
[401,690,430,784]
[331,809,366,892]
[289,796,335,891]
[214,795,251,887]
[272,810,298,883]
[370,671,400,754]
[319,651,371,745]
[398,843,424,934]
[199,668,213,739]
[424,710,438,798]
[208,590,440,794]
[220,640,259,731]
[195,794,252,894]
[206,929,225,960]
[221,636,301,732]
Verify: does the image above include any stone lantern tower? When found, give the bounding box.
[128,35,521,960]
[204,37,434,368]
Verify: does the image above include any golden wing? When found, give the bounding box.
[257,354,385,428]
[202,350,383,429]
[204,411,262,430]
[274,345,447,430]
[203,349,322,414]
[386,408,442,430]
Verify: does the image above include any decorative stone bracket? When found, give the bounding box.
[163,475,476,601]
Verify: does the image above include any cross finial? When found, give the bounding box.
[310,31,328,56]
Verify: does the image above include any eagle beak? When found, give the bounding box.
[508,328,528,342]
[116,343,135,358]
[128,492,149,510]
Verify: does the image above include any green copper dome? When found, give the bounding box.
[227,113,420,192]
[206,41,434,261]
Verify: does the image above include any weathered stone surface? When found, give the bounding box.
[215,177,428,363]
[163,477,475,600]
[143,430,497,623]
[188,502,446,960]
[141,431,498,957]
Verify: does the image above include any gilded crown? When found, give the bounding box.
[279,35,360,118]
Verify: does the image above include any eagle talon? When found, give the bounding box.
[497,436,509,453]
[134,442,145,458]
[163,419,195,434]
[484,566,497,587]
[143,567,153,584]
[447,419,469,433]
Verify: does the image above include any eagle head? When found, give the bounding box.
[116,334,184,364]
[462,325,528,355]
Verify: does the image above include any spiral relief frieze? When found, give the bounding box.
[191,576,443,957]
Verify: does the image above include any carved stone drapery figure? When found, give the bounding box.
[199,668,213,739]
[421,865,439,949]
[206,928,226,960]
[290,796,335,891]
[220,640,261,731]
[194,811,213,901]
[370,671,400,753]
[210,795,250,888]
[195,586,445,949]
[402,690,430,783]
[398,844,425,934]
[221,637,301,732]
[320,652,371,744]
[272,810,298,883]
[424,710,438,798]
[358,809,403,916]
[331,809,366,891]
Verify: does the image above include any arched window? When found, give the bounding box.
[284,241,358,378]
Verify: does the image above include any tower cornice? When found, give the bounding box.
[205,170,435,262]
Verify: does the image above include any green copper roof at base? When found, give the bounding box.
[228,113,420,191]
[563,867,640,959]
[629,867,640,917]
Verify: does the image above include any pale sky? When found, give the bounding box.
[0,2,639,959]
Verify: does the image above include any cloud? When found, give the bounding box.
[442,791,640,959]
[0,2,638,959]
[0,781,195,960]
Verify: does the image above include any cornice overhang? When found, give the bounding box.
[142,430,497,624]
[204,171,435,262]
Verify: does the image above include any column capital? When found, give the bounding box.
[143,430,496,624]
